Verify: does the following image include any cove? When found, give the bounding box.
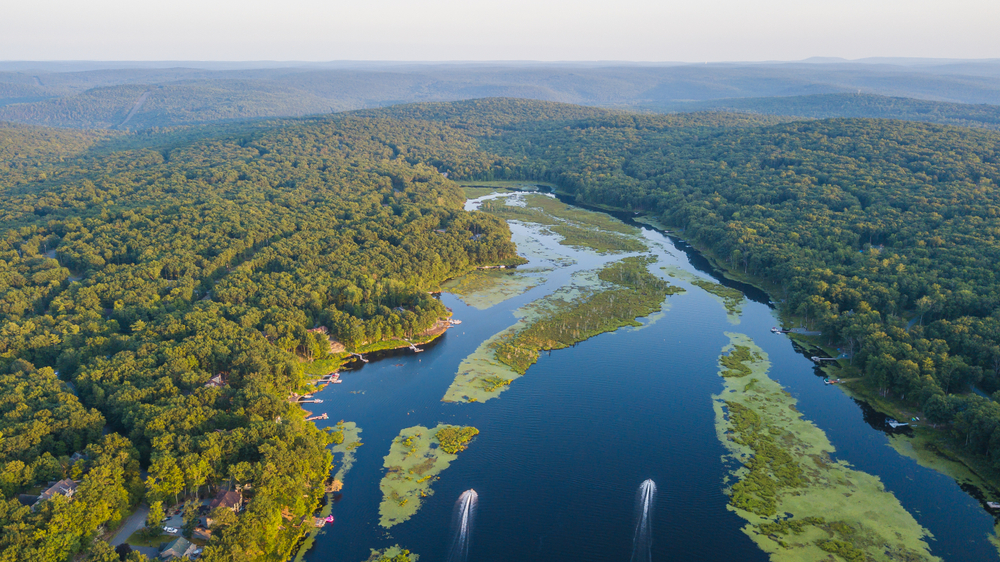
[301,192,1000,562]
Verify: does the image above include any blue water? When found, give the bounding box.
[304,220,999,562]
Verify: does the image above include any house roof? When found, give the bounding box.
[41,479,77,499]
[160,537,192,559]
[209,490,242,509]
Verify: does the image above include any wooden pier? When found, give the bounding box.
[306,413,329,422]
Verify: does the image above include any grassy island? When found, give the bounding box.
[378,424,479,528]
[494,256,682,374]
[714,333,939,562]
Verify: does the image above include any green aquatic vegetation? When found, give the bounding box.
[494,257,681,374]
[480,375,512,392]
[662,266,745,323]
[331,421,363,483]
[721,346,755,377]
[549,223,647,253]
[480,193,646,253]
[714,333,939,562]
[378,424,478,528]
[690,279,745,314]
[364,545,418,562]
[480,198,561,226]
[442,269,541,310]
[522,193,639,235]
[435,426,480,454]
[444,323,524,403]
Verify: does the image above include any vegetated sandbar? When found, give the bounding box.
[443,258,682,402]
[713,333,939,562]
[662,264,745,324]
[493,256,682,375]
[378,424,479,528]
[443,268,608,403]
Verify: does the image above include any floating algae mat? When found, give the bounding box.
[378,424,478,528]
[442,269,541,310]
[363,545,418,562]
[331,421,363,484]
[713,333,940,562]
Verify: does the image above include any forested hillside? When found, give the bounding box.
[660,93,1000,131]
[8,97,1000,560]
[0,114,519,560]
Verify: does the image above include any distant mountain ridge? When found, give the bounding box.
[658,93,1000,131]
[1,61,1000,129]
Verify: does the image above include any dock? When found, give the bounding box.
[315,372,341,385]
[306,413,329,422]
[811,356,838,363]
[350,353,369,363]
[408,342,424,353]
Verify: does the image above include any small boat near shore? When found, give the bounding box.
[886,419,909,429]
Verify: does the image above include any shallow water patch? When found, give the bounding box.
[442,270,541,310]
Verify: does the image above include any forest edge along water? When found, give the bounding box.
[297,186,1000,562]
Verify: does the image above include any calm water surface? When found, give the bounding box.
[304,209,998,562]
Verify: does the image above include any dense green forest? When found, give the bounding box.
[0,114,518,560]
[7,95,1000,559]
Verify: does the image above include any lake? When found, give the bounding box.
[303,193,998,562]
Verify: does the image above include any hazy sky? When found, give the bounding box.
[3,0,999,61]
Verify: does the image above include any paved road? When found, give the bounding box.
[110,504,148,547]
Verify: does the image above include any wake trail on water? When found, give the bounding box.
[447,489,478,562]
[631,479,656,562]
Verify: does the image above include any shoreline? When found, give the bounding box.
[560,191,1000,503]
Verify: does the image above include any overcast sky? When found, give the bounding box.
[3,0,999,62]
